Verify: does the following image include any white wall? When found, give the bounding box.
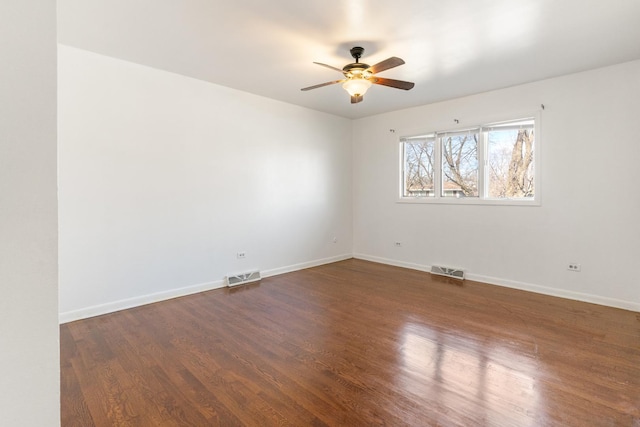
[58,46,353,320]
[353,60,640,311]
[0,2,59,426]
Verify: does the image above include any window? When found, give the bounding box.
[441,130,479,198]
[485,121,535,199]
[402,135,435,197]
[400,118,537,204]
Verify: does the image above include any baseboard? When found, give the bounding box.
[353,253,432,273]
[262,254,353,278]
[353,253,640,313]
[58,279,228,324]
[467,272,640,313]
[59,253,354,324]
[60,252,638,323]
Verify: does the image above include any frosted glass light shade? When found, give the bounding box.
[342,77,372,97]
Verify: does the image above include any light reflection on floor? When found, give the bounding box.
[399,322,542,426]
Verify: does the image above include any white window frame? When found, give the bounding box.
[398,114,540,206]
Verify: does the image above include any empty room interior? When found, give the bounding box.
[2,1,640,426]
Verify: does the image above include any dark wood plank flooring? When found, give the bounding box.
[61,259,640,426]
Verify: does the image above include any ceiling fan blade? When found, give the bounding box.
[371,77,415,90]
[301,80,345,91]
[313,62,344,73]
[351,95,363,104]
[367,57,405,74]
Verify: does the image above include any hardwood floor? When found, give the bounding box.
[61,259,640,426]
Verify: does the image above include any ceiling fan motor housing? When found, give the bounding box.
[343,62,371,78]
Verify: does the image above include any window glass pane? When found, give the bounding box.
[441,132,478,197]
[487,126,535,198]
[403,137,435,197]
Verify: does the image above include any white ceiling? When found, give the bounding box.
[58,0,640,119]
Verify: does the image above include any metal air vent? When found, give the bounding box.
[226,271,261,287]
[430,265,465,280]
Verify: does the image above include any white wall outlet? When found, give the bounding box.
[332,236,337,243]
[568,263,581,272]
[237,252,246,259]
[395,242,402,247]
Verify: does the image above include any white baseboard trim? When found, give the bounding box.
[353,253,640,313]
[60,252,638,323]
[467,272,640,313]
[261,254,353,278]
[59,279,227,324]
[59,253,354,324]
[353,253,432,273]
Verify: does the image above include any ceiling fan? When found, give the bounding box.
[301,46,415,104]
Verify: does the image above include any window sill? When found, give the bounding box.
[397,197,541,207]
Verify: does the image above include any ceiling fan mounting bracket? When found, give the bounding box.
[350,46,365,62]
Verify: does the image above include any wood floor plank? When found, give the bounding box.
[61,259,640,426]
[61,326,96,427]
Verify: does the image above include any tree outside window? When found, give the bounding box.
[441,133,478,197]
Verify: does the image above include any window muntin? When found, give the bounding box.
[400,118,537,204]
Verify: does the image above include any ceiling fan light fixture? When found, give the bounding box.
[342,77,372,97]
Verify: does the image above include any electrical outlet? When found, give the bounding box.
[333,237,337,243]
[395,242,402,247]
[567,263,581,272]
[237,252,246,259]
